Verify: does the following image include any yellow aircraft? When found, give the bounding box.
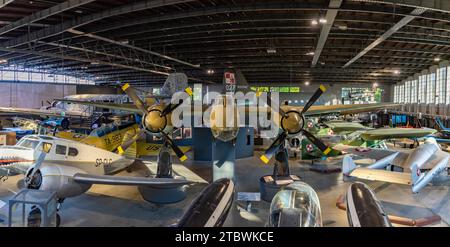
[55,122,191,158]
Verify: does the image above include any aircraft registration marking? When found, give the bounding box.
[95,158,113,167]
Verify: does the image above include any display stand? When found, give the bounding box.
[8,189,58,227]
[212,139,236,182]
[260,147,300,202]
[139,143,187,204]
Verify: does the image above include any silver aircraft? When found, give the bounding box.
[0,135,191,200]
[341,137,449,193]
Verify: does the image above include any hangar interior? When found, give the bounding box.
[0,0,450,227]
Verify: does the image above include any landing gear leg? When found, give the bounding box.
[55,198,65,227]
[273,147,290,179]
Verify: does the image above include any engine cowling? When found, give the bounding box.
[26,164,91,199]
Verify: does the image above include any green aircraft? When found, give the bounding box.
[299,121,437,160]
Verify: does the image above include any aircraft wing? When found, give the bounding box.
[301,103,399,116]
[56,99,141,113]
[55,131,89,142]
[0,106,84,118]
[73,173,193,187]
[334,145,411,168]
[360,128,437,141]
[137,142,191,157]
[324,121,372,133]
[347,167,412,185]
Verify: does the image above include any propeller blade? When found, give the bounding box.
[26,151,46,187]
[161,132,187,162]
[117,129,146,154]
[160,87,193,117]
[160,100,183,117]
[260,132,287,164]
[121,83,148,113]
[302,130,332,155]
[300,85,327,115]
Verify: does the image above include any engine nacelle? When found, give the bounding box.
[26,164,91,199]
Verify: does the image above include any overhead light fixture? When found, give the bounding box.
[304,81,310,86]
[90,61,99,65]
[338,24,348,30]
[206,69,215,75]
[434,57,441,62]
[267,48,277,54]
[75,10,83,14]
[319,61,325,65]
[311,20,318,25]
[319,18,327,24]
[306,51,315,56]
[393,70,400,75]
[0,59,7,64]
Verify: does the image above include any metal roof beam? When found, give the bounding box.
[0,0,196,48]
[352,0,450,13]
[67,29,200,68]
[343,8,426,68]
[311,0,342,67]
[0,0,13,8]
[0,0,96,36]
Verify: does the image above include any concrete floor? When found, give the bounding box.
[0,150,448,227]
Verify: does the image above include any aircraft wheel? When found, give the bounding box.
[60,118,70,129]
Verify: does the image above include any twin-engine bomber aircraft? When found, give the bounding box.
[58,71,400,160]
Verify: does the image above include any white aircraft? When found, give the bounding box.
[0,94,129,119]
[0,134,191,200]
[341,138,449,193]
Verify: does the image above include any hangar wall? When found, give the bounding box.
[0,83,76,108]
[195,83,392,104]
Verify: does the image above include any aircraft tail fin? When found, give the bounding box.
[160,73,188,97]
[367,152,398,170]
[223,69,249,93]
[343,155,357,176]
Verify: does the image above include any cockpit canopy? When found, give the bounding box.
[268,181,322,227]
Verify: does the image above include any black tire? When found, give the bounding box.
[56,213,61,227]
[60,118,70,129]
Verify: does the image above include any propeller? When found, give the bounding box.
[116,83,192,162]
[260,85,332,164]
[25,151,46,188]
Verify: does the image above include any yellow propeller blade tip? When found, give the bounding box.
[319,84,327,92]
[117,146,124,154]
[323,147,332,155]
[185,87,193,96]
[180,155,188,162]
[260,155,270,164]
[122,83,130,91]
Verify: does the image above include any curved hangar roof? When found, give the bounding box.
[0,0,449,86]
